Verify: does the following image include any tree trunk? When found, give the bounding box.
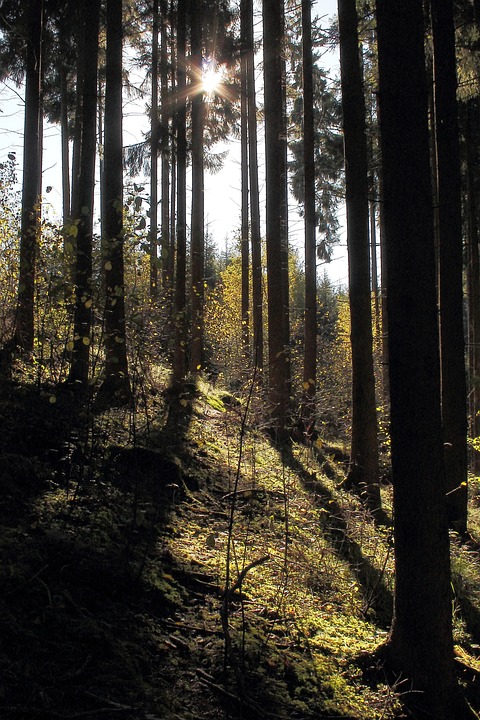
[15,0,43,353]
[160,1,171,294]
[68,0,100,389]
[375,0,472,716]
[150,0,159,297]
[466,97,480,478]
[189,6,205,375]
[431,0,468,534]
[301,0,317,434]
[240,0,250,362]
[263,0,289,436]
[338,0,380,510]
[245,0,263,372]
[173,0,187,383]
[97,0,132,407]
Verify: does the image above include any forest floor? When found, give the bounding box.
[2,371,480,719]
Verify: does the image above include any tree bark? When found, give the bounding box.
[189,5,205,375]
[240,0,250,362]
[263,0,289,435]
[97,0,132,407]
[375,0,472,715]
[431,0,469,533]
[245,0,263,372]
[68,0,100,388]
[301,0,317,434]
[338,0,380,509]
[150,0,159,297]
[15,0,43,353]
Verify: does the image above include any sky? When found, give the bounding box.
[0,0,348,288]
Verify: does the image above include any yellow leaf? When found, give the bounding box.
[66,341,74,351]
[104,261,112,271]
[82,336,90,346]
[49,395,57,404]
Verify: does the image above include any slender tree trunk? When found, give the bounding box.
[240,0,250,362]
[97,0,132,407]
[245,0,263,372]
[71,4,85,220]
[338,0,380,510]
[160,1,171,294]
[263,0,289,436]
[173,0,187,383]
[301,0,317,434]
[15,0,43,353]
[150,0,159,297]
[375,1,472,716]
[189,6,205,375]
[68,0,100,388]
[431,0,468,533]
[466,97,480,477]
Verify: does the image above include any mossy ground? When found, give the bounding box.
[1,373,480,719]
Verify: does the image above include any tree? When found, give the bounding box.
[240,16,250,362]
[189,2,205,375]
[375,0,473,715]
[301,0,317,434]
[149,0,160,297]
[338,0,380,510]
[173,0,188,384]
[14,0,44,353]
[263,0,290,435]
[96,0,132,406]
[244,0,263,371]
[68,0,101,389]
[431,0,468,533]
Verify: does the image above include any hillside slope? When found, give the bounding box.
[0,377,479,719]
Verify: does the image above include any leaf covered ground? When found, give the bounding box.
[1,374,480,719]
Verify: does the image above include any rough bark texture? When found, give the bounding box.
[15,0,43,353]
[98,0,131,406]
[301,0,317,433]
[173,0,187,384]
[245,0,263,371]
[240,3,250,361]
[338,0,380,510]
[150,0,159,297]
[68,0,100,388]
[263,0,289,434]
[431,0,468,533]
[376,0,471,716]
[189,6,205,375]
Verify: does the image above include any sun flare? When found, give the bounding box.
[202,63,222,95]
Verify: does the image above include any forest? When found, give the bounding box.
[1,0,480,718]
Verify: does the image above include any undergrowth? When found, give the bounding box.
[0,370,480,719]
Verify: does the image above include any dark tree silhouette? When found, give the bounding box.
[338,0,380,510]
[376,0,474,715]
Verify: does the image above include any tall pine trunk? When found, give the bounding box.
[240,0,250,362]
[15,0,43,353]
[173,0,187,383]
[150,0,159,297]
[431,0,468,533]
[338,0,380,510]
[263,0,289,436]
[245,0,263,371]
[189,6,205,375]
[97,0,131,407]
[68,0,100,388]
[376,0,472,715]
[301,0,317,433]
